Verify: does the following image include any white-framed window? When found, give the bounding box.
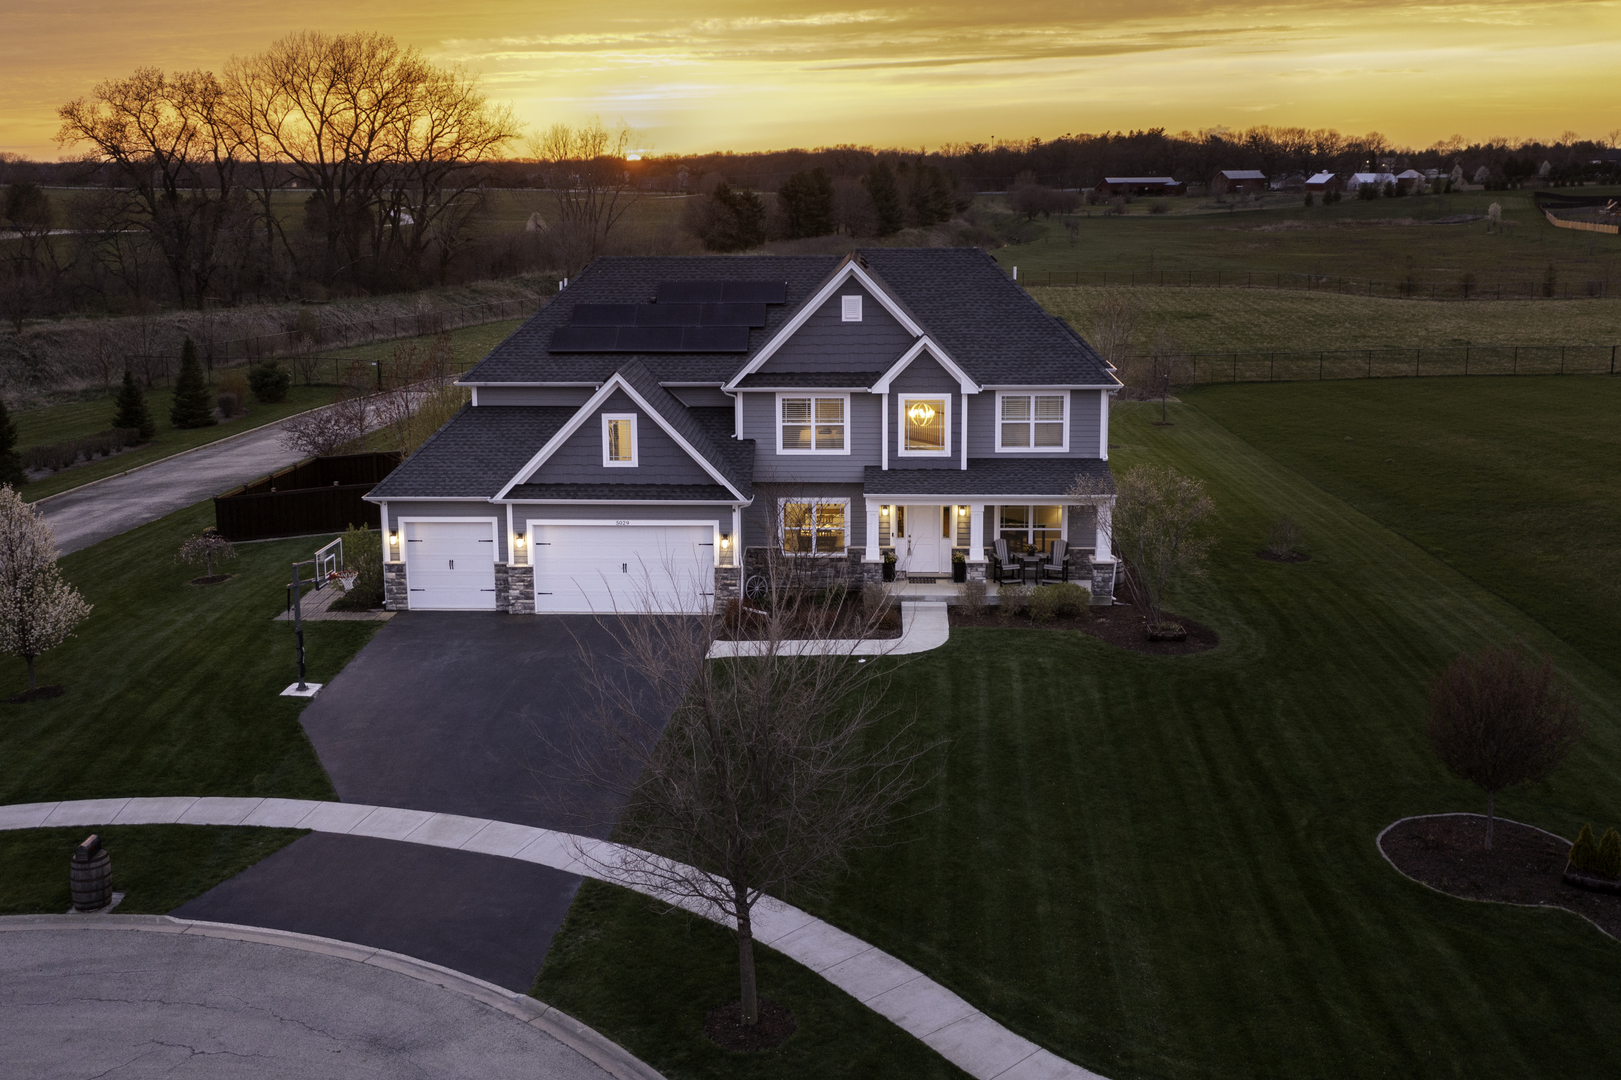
[777,394,849,454]
[841,294,862,322]
[779,498,848,555]
[898,395,950,456]
[602,413,637,467]
[997,505,1065,555]
[996,391,1069,451]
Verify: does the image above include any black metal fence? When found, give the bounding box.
[1132,343,1621,386]
[1024,269,1614,300]
[215,452,401,541]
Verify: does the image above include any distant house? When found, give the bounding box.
[1346,172,1398,193]
[1096,177,1186,196]
[1210,169,1268,196]
[1304,172,1341,193]
[1394,169,1426,191]
[1271,173,1306,192]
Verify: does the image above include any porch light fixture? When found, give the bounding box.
[388,530,399,546]
[880,506,889,517]
[957,506,967,517]
[907,401,936,425]
[719,533,731,549]
[514,533,527,549]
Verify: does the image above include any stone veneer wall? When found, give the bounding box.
[1087,555,1117,606]
[383,562,408,610]
[508,566,535,614]
[714,566,741,610]
[494,564,511,612]
[741,547,865,591]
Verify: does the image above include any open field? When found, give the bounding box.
[1029,286,1621,353]
[11,318,522,502]
[537,384,1621,1080]
[0,501,376,805]
[994,187,1621,288]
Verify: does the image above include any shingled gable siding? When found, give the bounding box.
[889,354,961,470]
[966,387,1104,458]
[742,392,879,483]
[525,390,717,487]
[753,282,915,375]
[474,386,595,407]
[385,501,508,561]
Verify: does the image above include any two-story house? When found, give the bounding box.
[365,249,1119,614]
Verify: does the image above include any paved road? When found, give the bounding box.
[41,418,307,555]
[1,925,616,1080]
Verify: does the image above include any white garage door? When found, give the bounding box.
[531,523,714,614]
[404,521,497,610]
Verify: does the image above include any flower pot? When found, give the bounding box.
[952,562,967,583]
[882,562,895,582]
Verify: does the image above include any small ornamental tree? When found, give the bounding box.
[1598,828,1621,880]
[169,338,216,429]
[1425,643,1584,849]
[1568,823,1599,874]
[0,398,26,487]
[111,371,157,441]
[0,485,92,690]
[177,528,237,579]
[1092,464,1216,635]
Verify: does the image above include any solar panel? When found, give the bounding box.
[568,304,639,325]
[634,304,703,326]
[615,325,686,352]
[680,325,751,351]
[701,303,767,326]
[656,281,725,305]
[721,281,787,304]
[548,325,621,351]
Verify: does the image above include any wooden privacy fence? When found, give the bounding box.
[1131,344,1621,386]
[1024,268,1614,300]
[214,452,401,541]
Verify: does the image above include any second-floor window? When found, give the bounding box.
[900,396,949,455]
[779,395,847,453]
[998,392,1068,451]
[603,413,637,466]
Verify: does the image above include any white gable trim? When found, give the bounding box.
[722,259,926,390]
[491,374,744,502]
[870,336,980,395]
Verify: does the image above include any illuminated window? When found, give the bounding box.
[900,397,948,455]
[997,392,1068,451]
[778,395,847,453]
[603,414,637,466]
[780,499,848,554]
[997,505,1064,555]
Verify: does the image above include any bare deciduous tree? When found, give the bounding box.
[566,562,933,1029]
[1426,643,1584,849]
[0,485,92,690]
[278,394,369,457]
[1092,464,1215,635]
[177,527,236,578]
[527,118,642,273]
[1090,291,1138,371]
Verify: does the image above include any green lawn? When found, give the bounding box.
[0,500,378,804]
[13,318,524,503]
[0,825,305,915]
[537,386,1621,1079]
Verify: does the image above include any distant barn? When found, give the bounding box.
[1210,169,1268,196]
[1096,176,1186,197]
[1304,172,1342,193]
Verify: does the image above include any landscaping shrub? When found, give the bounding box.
[860,582,892,620]
[330,525,383,610]
[215,392,242,418]
[1598,828,1621,880]
[0,398,24,487]
[248,359,292,404]
[1568,823,1600,874]
[956,580,987,616]
[1266,515,1303,556]
[217,369,251,418]
[1029,583,1088,623]
[111,370,156,441]
[21,428,142,473]
[998,584,1031,619]
[169,338,216,429]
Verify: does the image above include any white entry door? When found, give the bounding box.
[895,505,952,574]
[404,521,498,609]
[531,523,714,614]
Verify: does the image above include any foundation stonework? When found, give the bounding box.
[508,565,535,614]
[714,566,741,610]
[1088,556,1117,606]
[494,564,511,612]
[383,562,408,610]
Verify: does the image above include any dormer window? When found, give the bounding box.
[603,414,637,467]
[841,294,862,322]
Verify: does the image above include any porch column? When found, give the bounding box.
[864,499,881,562]
[1094,499,1114,558]
[967,502,986,561]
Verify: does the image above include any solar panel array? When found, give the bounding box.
[548,280,788,353]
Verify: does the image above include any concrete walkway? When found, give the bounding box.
[0,915,661,1080]
[707,601,951,659]
[0,796,1104,1080]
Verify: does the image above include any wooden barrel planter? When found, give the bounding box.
[70,834,112,912]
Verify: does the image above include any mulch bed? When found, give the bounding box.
[703,997,797,1050]
[189,574,234,586]
[6,685,65,704]
[950,599,1219,655]
[1379,813,1620,941]
[1255,550,1311,563]
[718,601,902,642]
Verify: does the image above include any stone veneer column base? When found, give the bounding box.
[1087,556,1118,606]
[860,561,885,586]
[508,565,535,614]
[966,561,987,583]
[714,566,740,611]
[383,562,408,610]
[494,564,511,612]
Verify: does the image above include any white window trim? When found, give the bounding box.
[602,413,638,467]
[994,390,1070,453]
[775,392,852,456]
[897,395,952,457]
[841,294,862,322]
[777,497,851,556]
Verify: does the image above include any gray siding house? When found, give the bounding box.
[366,249,1120,613]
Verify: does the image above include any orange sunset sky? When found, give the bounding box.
[2,1,1618,159]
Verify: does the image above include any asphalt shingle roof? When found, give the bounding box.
[862,458,1115,498]
[367,406,577,500]
[613,361,751,496]
[503,483,736,502]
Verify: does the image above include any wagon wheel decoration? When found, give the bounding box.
[744,574,769,602]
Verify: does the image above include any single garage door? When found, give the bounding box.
[531,523,714,614]
[404,521,498,610]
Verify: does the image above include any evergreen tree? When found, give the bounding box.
[0,398,24,487]
[112,370,157,441]
[862,162,904,236]
[168,338,216,429]
[777,168,835,239]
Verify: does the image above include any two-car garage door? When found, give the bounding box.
[532,523,713,614]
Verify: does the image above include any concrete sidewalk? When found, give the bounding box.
[707,601,950,659]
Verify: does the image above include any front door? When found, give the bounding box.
[895,504,952,575]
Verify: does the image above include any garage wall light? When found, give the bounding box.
[514,533,527,549]
[719,534,730,549]
[388,530,399,546]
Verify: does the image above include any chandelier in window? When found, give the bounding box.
[907,401,936,425]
